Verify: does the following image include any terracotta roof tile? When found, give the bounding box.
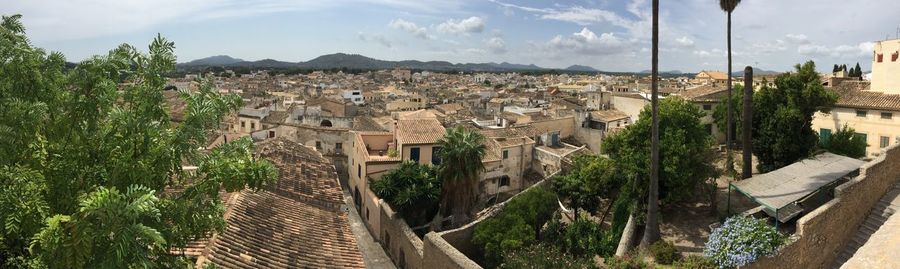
[395,119,446,145]
[833,82,900,111]
[590,109,630,122]
[198,138,364,269]
[677,85,727,101]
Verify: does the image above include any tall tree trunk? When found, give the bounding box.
[742,66,753,179]
[725,11,734,175]
[640,0,661,249]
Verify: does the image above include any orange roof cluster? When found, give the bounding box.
[198,138,364,268]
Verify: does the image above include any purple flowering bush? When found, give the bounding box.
[703,216,786,268]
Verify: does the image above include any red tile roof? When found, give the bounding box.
[395,118,446,145]
[198,138,364,269]
[832,81,900,111]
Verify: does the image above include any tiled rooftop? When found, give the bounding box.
[832,81,900,111]
[198,138,365,269]
[590,109,629,122]
[395,118,446,145]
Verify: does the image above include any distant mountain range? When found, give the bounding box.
[730,69,782,76]
[179,53,778,76]
[178,53,618,74]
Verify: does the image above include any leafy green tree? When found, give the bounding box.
[437,127,487,224]
[473,187,558,268]
[553,155,622,220]
[0,14,277,268]
[603,97,718,205]
[753,61,837,171]
[713,84,746,144]
[820,124,868,158]
[370,161,441,226]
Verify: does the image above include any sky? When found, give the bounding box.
[3,0,898,72]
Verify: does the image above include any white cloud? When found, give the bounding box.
[3,0,463,42]
[389,18,429,39]
[785,34,810,44]
[486,37,507,54]
[675,36,694,48]
[543,28,629,56]
[357,32,392,48]
[798,42,874,58]
[436,17,485,34]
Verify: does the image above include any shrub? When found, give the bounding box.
[673,255,717,269]
[370,161,440,226]
[604,255,648,269]
[550,217,617,258]
[500,244,597,269]
[649,240,680,265]
[703,216,786,268]
[473,188,558,268]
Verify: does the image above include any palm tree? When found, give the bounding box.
[640,0,662,249]
[436,127,486,227]
[721,0,742,173]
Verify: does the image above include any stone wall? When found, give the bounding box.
[747,144,900,268]
[374,176,555,269]
[378,200,425,269]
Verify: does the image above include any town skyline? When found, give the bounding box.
[3,0,897,72]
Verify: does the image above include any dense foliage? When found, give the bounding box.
[370,161,441,226]
[0,14,278,268]
[820,124,868,158]
[542,217,618,258]
[603,97,718,204]
[751,61,838,172]
[472,187,558,268]
[553,155,622,219]
[712,84,746,144]
[499,244,597,269]
[437,127,486,222]
[649,240,681,265]
[673,255,718,269]
[703,216,786,268]
[604,255,650,269]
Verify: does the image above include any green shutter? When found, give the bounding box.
[820,128,832,142]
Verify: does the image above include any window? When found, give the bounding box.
[820,128,832,142]
[432,147,442,165]
[856,110,868,117]
[703,104,712,111]
[502,150,509,159]
[877,53,884,63]
[251,122,256,129]
[357,164,361,178]
[410,147,420,162]
[241,121,245,128]
[499,176,510,187]
[268,130,275,138]
[882,112,893,120]
[894,52,899,62]
[881,136,890,148]
[855,133,867,145]
[335,142,343,151]
[315,141,322,150]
